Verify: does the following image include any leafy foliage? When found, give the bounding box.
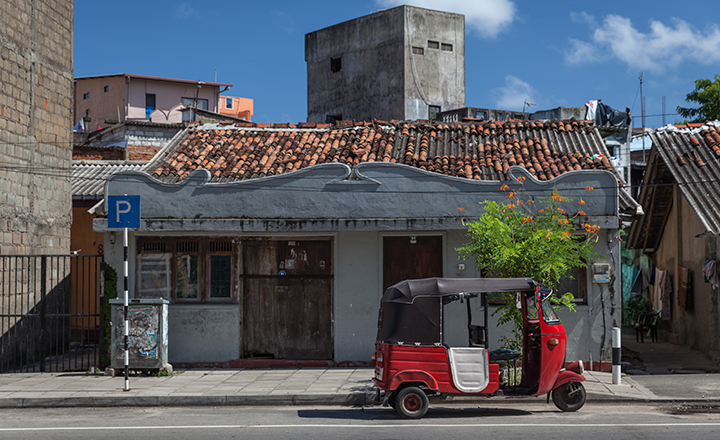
[458,184,600,349]
[676,75,720,123]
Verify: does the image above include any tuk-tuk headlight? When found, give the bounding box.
[548,338,559,347]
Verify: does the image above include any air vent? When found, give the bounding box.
[142,242,166,253]
[177,241,199,253]
[210,241,232,252]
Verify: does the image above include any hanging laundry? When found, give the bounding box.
[630,264,649,294]
[703,259,719,290]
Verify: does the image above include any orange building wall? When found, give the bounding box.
[219,96,253,121]
[70,203,104,334]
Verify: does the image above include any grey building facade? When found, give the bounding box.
[305,5,465,123]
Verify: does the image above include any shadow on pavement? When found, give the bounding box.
[297,406,531,420]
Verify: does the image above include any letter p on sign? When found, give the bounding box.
[108,195,141,229]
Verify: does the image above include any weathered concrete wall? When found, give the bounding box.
[404,6,465,120]
[305,7,405,123]
[654,186,720,360]
[305,5,464,123]
[168,304,241,363]
[0,0,74,254]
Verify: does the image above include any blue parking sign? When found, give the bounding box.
[108,195,141,229]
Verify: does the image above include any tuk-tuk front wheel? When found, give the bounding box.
[552,382,586,412]
[395,386,429,419]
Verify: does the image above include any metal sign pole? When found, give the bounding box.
[123,227,130,391]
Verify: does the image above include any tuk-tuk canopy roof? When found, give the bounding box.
[382,277,538,304]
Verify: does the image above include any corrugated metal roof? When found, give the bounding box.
[72,161,147,200]
[627,126,720,250]
[651,129,720,234]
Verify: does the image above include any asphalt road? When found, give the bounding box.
[2,403,720,440]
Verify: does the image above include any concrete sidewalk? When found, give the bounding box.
[0,367,693,409]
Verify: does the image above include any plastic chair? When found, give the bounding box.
[635,310,660,343]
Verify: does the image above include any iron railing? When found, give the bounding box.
[0,254,104,373]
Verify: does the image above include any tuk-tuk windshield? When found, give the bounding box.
[540,295,560,323]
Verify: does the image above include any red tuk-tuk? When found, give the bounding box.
[372,277,586,418]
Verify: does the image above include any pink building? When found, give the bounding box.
[74,74,232,131]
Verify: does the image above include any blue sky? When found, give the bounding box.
[74,0,720,127]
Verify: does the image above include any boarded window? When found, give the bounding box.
[412,46,424,55]
[428,40,439,49]
[429,105,441,121]
[441,43,453,51]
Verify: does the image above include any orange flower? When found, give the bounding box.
[585,186,594,191]
[578,199,585,205]
[500,184,510,191]
[516,176,526,182]
[457,207,465,211]
[578,211,586,216]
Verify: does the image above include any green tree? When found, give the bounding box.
[676,75,720,123]
[457,183,600,349]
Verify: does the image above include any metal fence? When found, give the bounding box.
[0,255,104,373]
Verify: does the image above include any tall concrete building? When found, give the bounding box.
[0,0,74,254]
[305,5,465,123]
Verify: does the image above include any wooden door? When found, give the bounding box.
[242,239,333,360]
[383,236,443,291]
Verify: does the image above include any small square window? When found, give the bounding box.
[83,92,89,99]
[429,105,441,121]
[441,43,453,51]
[331,57,342,73]
[412,46,424,55]
[428,40,439,49]
[475,111,486,120]
[104,85,109,92]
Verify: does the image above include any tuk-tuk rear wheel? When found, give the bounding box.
[395,386,429,419]
[552,382,586,412]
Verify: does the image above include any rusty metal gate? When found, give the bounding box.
[0,255,104,373]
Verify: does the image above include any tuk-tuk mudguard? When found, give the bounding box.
[387,370,439,392]
[551,369,586,390]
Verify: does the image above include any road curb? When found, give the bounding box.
[5,393,720,409]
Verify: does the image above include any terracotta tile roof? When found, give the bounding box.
[147,120,617,185]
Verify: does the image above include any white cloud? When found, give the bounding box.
[174,3,196,20]
[566,14,720,72]
[376,0,515,39]
[570,11,596,27]
[491,76,537,111]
